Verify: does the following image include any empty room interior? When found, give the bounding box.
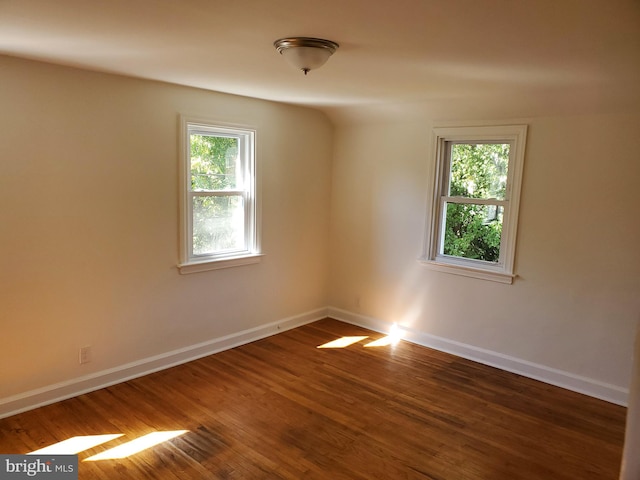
[1,1,639,478]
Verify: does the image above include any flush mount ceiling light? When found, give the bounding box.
[274,37,339,75]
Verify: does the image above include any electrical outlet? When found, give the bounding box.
[79,346,92,364]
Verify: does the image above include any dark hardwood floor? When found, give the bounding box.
[0,319,626,479]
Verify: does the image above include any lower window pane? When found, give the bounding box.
[443,203,503,262]
[192,195,244,255]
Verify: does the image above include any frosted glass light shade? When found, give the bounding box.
[274,37,339,75]
[281,46,332,72]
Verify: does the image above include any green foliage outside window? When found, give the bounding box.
[443,143,509,262]
[190,134,238,191]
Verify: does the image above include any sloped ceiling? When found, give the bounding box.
[1,0,639,122]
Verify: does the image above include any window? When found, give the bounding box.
[421,125,527,283]
[178,118,260,274]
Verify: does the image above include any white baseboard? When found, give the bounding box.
[328,306,629,406]
[0,308,328,419]
[2,305,627,420]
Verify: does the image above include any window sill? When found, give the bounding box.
[418,258,515,284]
[178,253,263,274]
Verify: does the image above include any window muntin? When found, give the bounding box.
[422,125,527,283]
[179,119,259,272]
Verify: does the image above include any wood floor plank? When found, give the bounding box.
[0,318,626,479]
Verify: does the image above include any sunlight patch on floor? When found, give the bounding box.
[364,336,395,347]
[28,431,189,461]
[317,336,369,348]
[28,434,124,455]
[364,323,402,347]
[318,324,403,349]
[83,430,188,461]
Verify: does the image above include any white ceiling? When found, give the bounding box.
[1,0,639,121]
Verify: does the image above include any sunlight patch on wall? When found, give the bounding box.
[84,430,188,461]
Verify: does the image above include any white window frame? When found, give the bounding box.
[178,116,261,274]
[420,125,527,284]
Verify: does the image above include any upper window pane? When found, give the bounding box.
[448,143,510,200]
[190,134,240,191]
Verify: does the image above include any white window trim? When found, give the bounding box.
[178,116,262,274]
[419,125,527,284]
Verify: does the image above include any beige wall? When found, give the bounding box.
[328,112,640,393]
[0,56,332,398]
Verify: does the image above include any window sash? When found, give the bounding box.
[441,140,513,199]
[188,191,249,259]
[436,198,510,267]
[189,130,245,193]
